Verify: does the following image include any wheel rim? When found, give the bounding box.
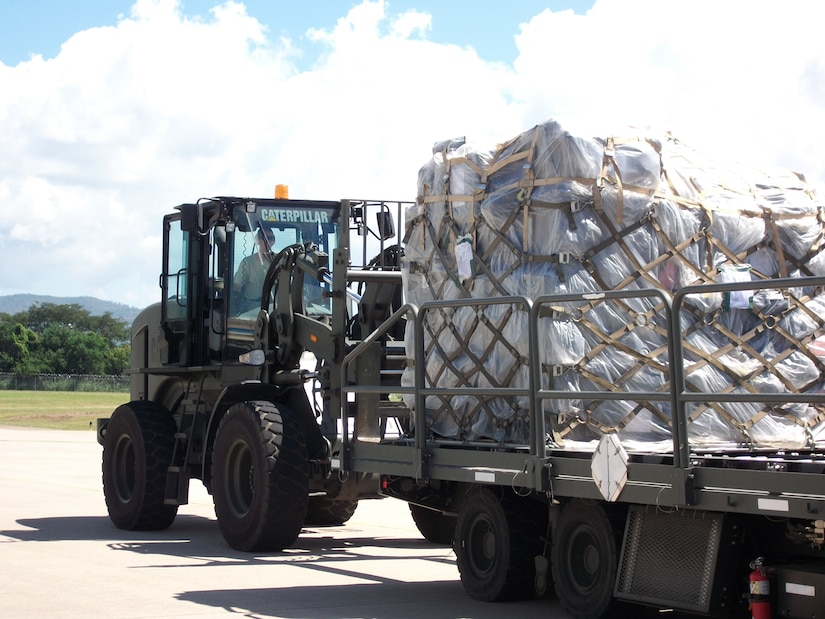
[224,438,254,518]
[466,513,497,578]
[112,434,136,503]
[567,524,602,594]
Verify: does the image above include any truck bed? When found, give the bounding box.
[342,277,825,520]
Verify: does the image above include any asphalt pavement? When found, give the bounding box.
[0,426,570,618]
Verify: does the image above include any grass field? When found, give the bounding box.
[0,391,128,431]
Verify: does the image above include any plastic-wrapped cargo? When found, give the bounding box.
[401,119,825,451]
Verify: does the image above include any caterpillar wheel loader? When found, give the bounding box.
[99,196,410,551]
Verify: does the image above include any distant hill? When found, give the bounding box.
[0,294,141,324]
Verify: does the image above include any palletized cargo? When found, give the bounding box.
[402,119,825,450]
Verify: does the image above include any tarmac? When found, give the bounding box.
[0,425,570,618]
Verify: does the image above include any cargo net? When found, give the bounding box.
[400,119,825,451]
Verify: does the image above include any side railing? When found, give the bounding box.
[529,287,677,459]
[671,275,825,458]
[341,276,825,511]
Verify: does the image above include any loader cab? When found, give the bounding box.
[158,198,342,368]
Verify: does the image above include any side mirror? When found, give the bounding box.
[376,210,395,241]
[179,203,203,232]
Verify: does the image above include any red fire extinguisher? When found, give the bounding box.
[748,557,771,619]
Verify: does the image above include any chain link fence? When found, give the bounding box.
[0,373,129,392]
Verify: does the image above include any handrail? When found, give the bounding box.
[529,288,677,462]
[527,278,825,469]
[411,296,534,455]
[340,303,418,464]
[671,275,825,463]
[341,302,417,369]
[341,274,825,500]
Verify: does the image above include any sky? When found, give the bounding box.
[1,0,824,309]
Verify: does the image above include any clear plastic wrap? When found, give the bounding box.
[402,118,825,451]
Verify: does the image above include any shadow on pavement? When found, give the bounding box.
[172,580,531,619]
[3,514,454,565]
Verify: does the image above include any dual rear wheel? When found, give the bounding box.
[453,490,619,618]
[454,488,547,601]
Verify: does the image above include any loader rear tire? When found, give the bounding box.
[304,497,358,526]
[102,401,178,531]
[212,401,308,551]
[410,504,456,545]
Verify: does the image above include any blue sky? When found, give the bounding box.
[0,0,824,307]
[0,1,593,67]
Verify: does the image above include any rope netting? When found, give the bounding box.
[401,120,825,450]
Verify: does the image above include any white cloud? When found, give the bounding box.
[0,0,823,309]
[510,0,825,177]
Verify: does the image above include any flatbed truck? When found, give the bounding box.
[99,195,825,618]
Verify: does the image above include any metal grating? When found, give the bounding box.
[615,507,723,612]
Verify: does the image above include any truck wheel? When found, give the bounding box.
[212,401,308,551]
[304,497,358,526]
[454,488,543,601]
[551,500,618,619]
[410,504,456,545]
[102,401,178,531]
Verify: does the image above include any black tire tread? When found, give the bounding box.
[304,497,358,526]
[102,400,178,531]
[455,488,546,602]
[499,494,548,601]
[212,400,308,552]
[550,499,619,619]
[409,504,456,545]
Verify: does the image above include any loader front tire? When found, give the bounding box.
[102,401,178,531]
[212,401,308,551]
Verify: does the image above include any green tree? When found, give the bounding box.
[14,303,129,345]
[15,303,87,332]
[105,344,131,375]
[34,324,111,375]
[0,322,40,373]
[1,303,131,375]
[88,312,130,346]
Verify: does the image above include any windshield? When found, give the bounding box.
[229,202,340,318]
